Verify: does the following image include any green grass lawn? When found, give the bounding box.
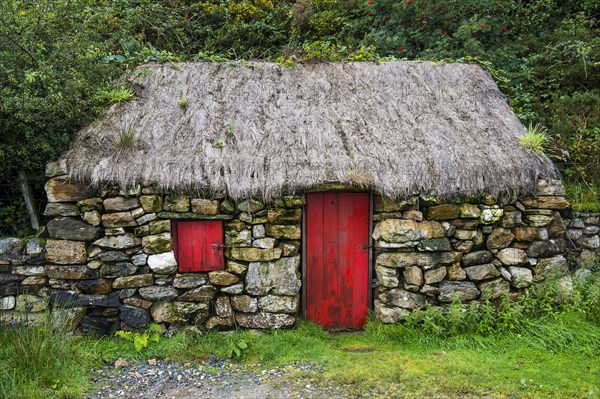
[1,273,599,399]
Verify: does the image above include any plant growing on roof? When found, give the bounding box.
[178,98,188,108]
[96,83,134,104]
[114,123,137,154]
[519,123,549,155]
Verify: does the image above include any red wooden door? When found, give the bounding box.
[305,192,370,329]
[172,220,224,272]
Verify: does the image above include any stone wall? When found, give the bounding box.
[0,165,304,333]
[565,212,600,265]
[2,168,598,331]
[372,180,573,323]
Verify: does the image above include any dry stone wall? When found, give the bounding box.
[0,165,303,333]
[565,212,600,265]
[2,166,598,331]
[372,180,575,323]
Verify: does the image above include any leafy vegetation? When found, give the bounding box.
[519,124,549,155]
[1,269,598,398]
[1,0,598,234]
[115,323,162,352]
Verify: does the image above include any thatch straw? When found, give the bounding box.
[62,61,557,201]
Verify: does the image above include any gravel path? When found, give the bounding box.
[83,358,362,399]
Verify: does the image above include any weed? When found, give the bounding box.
[114,123,136,153]
[178,98,188,108]
[519,123,549,155]
[96,83,134,104]
[115,323,162,352]
[0,312,92,399]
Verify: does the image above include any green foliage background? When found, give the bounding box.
[1,0,598,234]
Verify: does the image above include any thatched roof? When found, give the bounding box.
[62,61,557,201]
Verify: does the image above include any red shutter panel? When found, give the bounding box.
[171,220,224,272]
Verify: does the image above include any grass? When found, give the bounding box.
[1,271,599,399]
[564,180,600,212]
[96,83,134,104]
[519,123,549,155]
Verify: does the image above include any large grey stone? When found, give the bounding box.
[44,203,80,217]
[438,281,480,302]
[258,295,298,313]
[235,312,295,329]
[426,204,460,220]
[526,239,566,258]
[403,266,423,286]
[45,176,90,202]
[231,295,258,313]
[100,262,137,278]
[208,271,239,286]
[375,265,399,288]
[373,219,444,243]
[98,251,130,262]
[173,274,207,289]
[424,267,447,284]
[264,225,301,240]
[45,239,87,264]
[226,230,251,247]
[508,267,533,288]
[120,305,150,329]
[142,233,172,254]
[104,197,140,212]
[112,274,154,289]
[0,238,24,255]
[374,300,410,323]
[479,278,510,300]
[139,286,179,301]
[0,296,16,310]
[486,228,515,250]
[417,238,452,252]
[377,288,425,309]
[532,255,568,279]
[462,251,493,266]
[464,264,500,281]
[227,247,282,262]
[496,248,529,266]
[237,200,265,213]
[46,265,96,280]
[102,211,137,228]
[150,301,208,324]
[580,235,600,249]
[94,234,141,250]
[147,251,178,274]
[178,285,217,301]
[245,256,301,296]
[376,252,454,269]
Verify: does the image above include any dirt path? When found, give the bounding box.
[84,358,357,399]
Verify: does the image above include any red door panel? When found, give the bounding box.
[306,192,370,329]
[172,220,224,272]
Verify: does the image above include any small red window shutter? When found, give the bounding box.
[172,220,224,272]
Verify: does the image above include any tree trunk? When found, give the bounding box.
[18,169,40,231]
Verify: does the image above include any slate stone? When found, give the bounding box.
[100,262,136,278]
[77,279,112,294]
[139,286,179,301]
[98,251,130,262]
[377,289,426,309]
[0,238,24,255]
[44,203,80,217]
[462,250,493,266]
[438,281,480,302]
[235,312,295,329]
[245,256,300,295]
[120,305,150,329]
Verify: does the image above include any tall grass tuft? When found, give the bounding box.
[0,312,93,399]
[519,123,549,155]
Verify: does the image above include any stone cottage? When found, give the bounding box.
[1,61,577,333]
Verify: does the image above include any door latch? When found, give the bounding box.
[357,244,373,250]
